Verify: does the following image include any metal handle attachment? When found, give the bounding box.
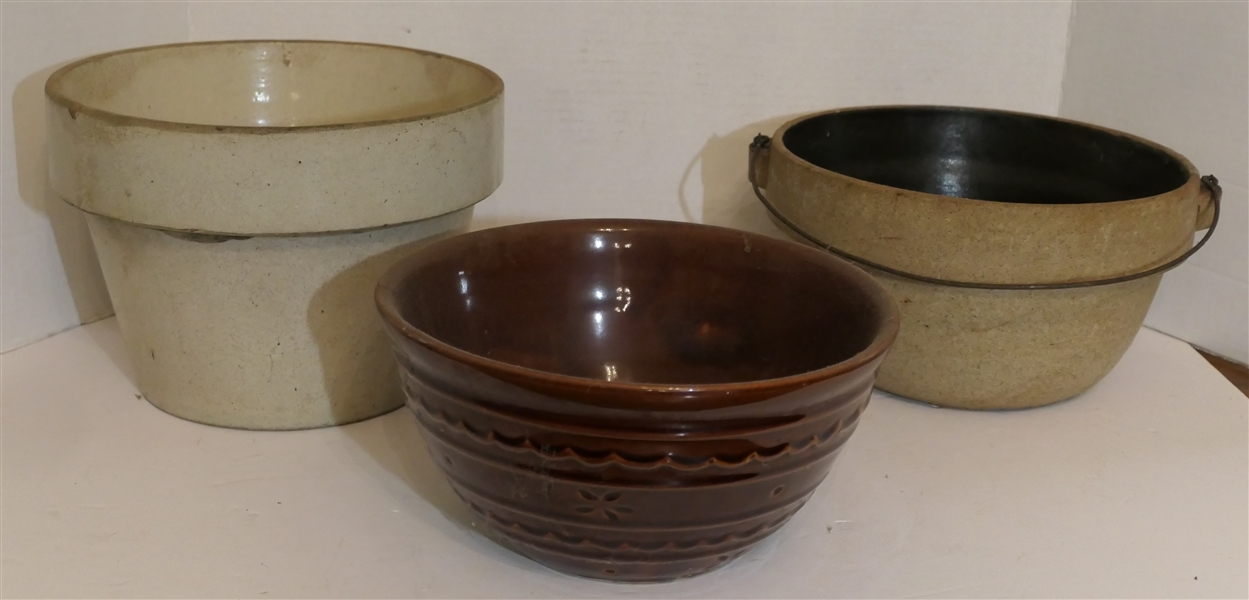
[748,134,1221,291]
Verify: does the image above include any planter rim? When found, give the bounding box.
[65,196,491,239]
[45,39,504,135]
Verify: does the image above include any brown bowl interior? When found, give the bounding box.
[379,219,894,388]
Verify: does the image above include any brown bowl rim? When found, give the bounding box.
[376,218,900,408]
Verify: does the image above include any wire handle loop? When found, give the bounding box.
[748,134,1221,291]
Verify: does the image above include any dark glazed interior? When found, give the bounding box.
[782,107,1190,204]
[384,221,889,385]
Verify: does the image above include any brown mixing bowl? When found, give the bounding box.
[375,219,899,582]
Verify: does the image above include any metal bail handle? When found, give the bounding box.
[748,134,1222,291]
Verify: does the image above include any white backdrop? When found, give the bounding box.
[2,2,1242,362]
[1060,1,1248,363]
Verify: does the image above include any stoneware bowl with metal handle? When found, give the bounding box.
[46,40,503,429]
[376,219,899,582]
[749,105,1220,410]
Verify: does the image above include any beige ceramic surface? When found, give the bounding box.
[87,209,470,429]
[44,41,503,429]
[871,273,1163,409]
[769,212,1169,408]
[46,41,503,235]
[765,141,1206,287]
[761,107,1216,410]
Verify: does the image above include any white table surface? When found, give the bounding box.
[2,318,1245,599]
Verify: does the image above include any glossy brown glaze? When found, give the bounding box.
[376,219,899,582]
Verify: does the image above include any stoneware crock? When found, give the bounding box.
[45,40,503,429]
[376,219,899,582]
[749,105,1221,410]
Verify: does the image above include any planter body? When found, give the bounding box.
[45,41,503,428]
[88,209,470,429]
[760,106,1215,409]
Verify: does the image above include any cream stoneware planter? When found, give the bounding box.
[46,41,503,429]
[750,106,1220,410]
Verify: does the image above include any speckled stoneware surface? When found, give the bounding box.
[771,216,1166,409]
[45,41,503,429]
[87,209,470,429]
[46,41,503,235]
[755,106,1217,409]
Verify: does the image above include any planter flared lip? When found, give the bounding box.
[770,104,1204,209]
[45,39,504,135]
[375,218,901,411]
[68,195,485,239]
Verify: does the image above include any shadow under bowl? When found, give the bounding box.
[376,219,899,582]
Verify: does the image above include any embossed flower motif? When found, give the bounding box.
[574,490,634,522]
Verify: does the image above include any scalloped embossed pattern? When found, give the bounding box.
[376,219,894,582]
[413,393,864,471]
[395,354,876,582]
